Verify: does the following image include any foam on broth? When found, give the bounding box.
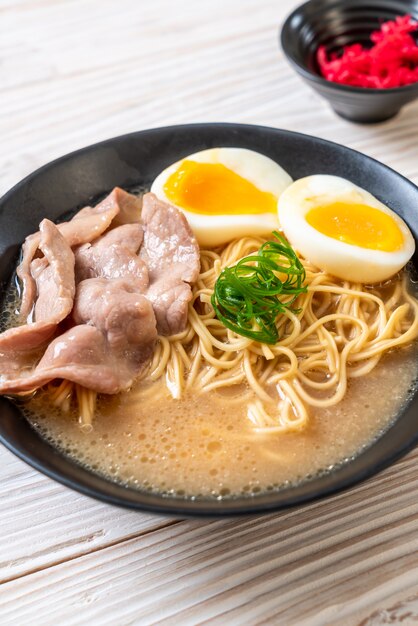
[22,343,418,499]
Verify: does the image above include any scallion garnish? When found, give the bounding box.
[211,232,306,344]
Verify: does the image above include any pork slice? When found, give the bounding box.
[108,187,142,226]
[15,234,40,322]
[146,278,193,336]
[16,187,141,321]
[140,193,200,335]
[0,220,75,379]
[0,326,125,394]
[0,279,157,395]
[74,224,148,291]
[86,223,143,252]
[73,278,157,353]
[33,219,76,322]
[63,187,141,240]
[140,192,200,283]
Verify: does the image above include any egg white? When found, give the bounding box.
[151,148,293,247]
[278,175,415,284]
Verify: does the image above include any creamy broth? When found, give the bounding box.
[23,344,418,499]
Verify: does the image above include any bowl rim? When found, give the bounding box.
[1,121,418,517]
[280,0,418,96]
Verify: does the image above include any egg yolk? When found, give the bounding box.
[163,160,277,215]
[306,202,404,252]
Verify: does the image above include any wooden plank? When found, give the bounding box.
[0,0,416,196]
[0,447,179,583]
[2,449,418,624]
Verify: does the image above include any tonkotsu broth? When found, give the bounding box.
[23,345,418,498]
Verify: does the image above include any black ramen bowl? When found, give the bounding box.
[1,123,418,517]
[281,0,418,123]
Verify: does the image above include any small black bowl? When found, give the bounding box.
[0,123,418,517]
[281,0,418,123]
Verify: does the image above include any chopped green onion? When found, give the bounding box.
[211,232,306,344]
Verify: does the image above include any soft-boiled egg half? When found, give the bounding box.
[151,148,292,247]
[279,175,415,284]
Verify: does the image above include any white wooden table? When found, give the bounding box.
[1,1,418,624]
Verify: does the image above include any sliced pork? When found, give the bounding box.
[0,220,75,380]
[0,188,200,397]
[32,220,76,323]
[141,193,200,335]
[74,223,148,291]
[16,187,141,322]
[140,192,200,283]
[73,278,157,354]
[0,326,132,394]
[147,278,193,336]
[0,280,157,395]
